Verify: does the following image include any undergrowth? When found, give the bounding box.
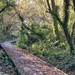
[16,22,75,74]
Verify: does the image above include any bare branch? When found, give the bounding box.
[13,7,43,38]
[46,0,62,25]
[0,4,14,13]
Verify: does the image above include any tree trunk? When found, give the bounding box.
[63,0,75,54]
[73,0,75,11]
[53,9,60,41]
[63,26,74,54]
[71,22,75,44]
[46,0,75,54]
[51,0,60,41]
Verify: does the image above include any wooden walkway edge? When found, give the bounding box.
[1,42,67,75]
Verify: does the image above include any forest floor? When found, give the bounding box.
[0,49,18,75]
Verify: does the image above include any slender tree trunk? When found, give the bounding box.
[73,0,75,11]
[53,16,60,41]
[63,0,75,54]
[51,0,60,41]
[46,0,75,54]
[72,1,75,44]
[71,22,75,44]
[62,25,74,54]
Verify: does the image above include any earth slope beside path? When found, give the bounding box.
[1,42,67,75]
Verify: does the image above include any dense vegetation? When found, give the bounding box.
[0,0,75,75]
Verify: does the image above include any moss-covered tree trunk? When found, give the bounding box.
[71,22,75,44]
[46,0,75,54]
[73,0,75,11]
[51,0,60,41]
[62,0,74,54]
[62,25,74,54]
[71,1,75,44]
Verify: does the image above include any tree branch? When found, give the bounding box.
[0,4,14,13]
[13,7,43,38]
[63,0,70,25]
[46,0,62,25]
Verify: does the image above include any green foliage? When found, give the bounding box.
[0,2,4,8]
[16,33,28,49]
[16,22,55,47]
[0,0,75,74]
[16,23,73,73]
[0,49,17,75]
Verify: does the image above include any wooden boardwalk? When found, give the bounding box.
[1,42,67,75]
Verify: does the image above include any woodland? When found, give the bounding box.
[0,0,75,75]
